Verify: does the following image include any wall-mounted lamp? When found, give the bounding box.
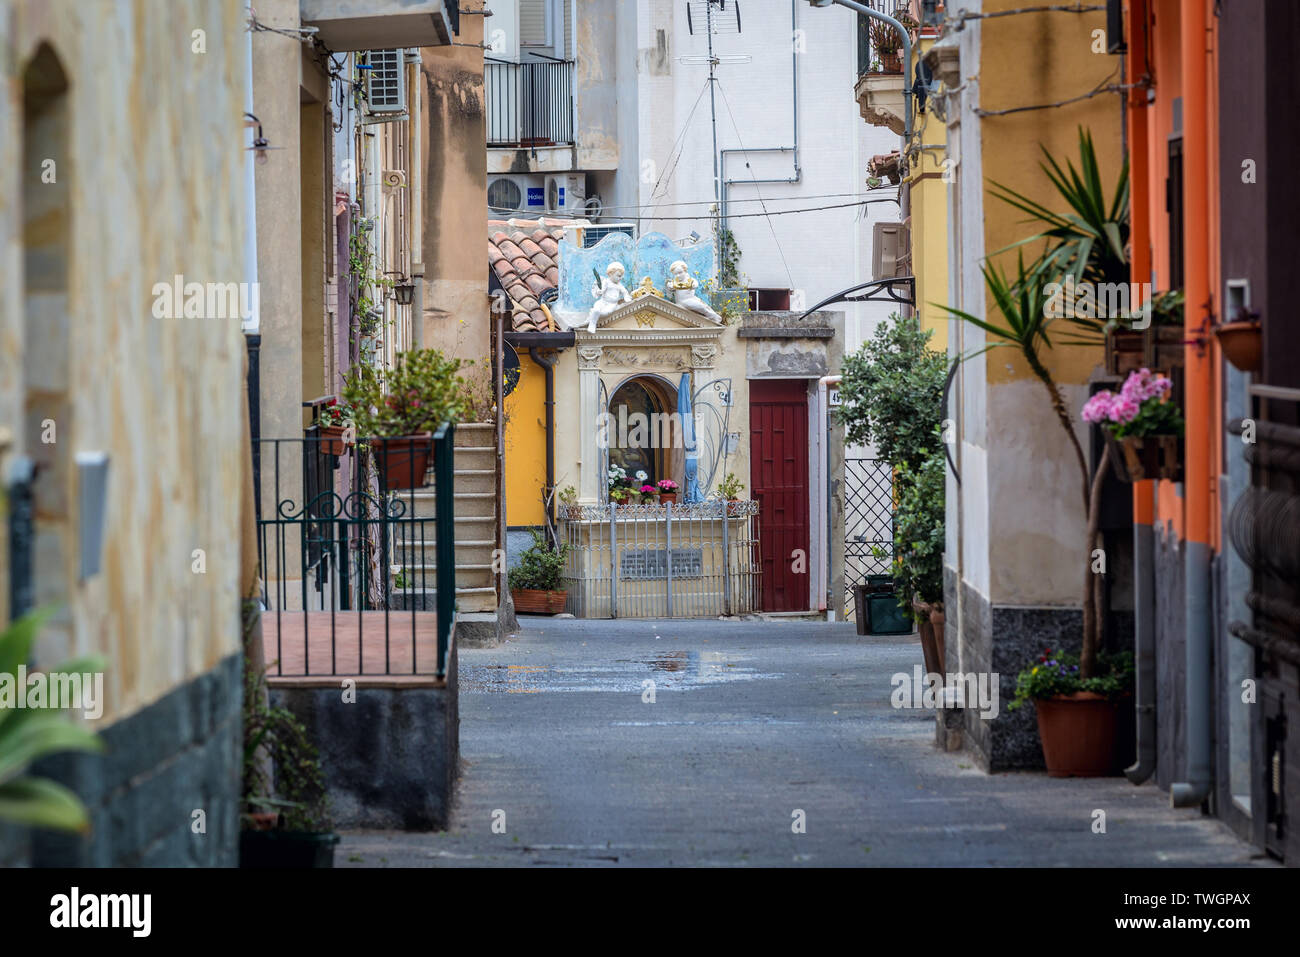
[244,112,279,166]
[75,452,110,581]
[392,281,415,306]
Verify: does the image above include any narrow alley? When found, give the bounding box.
[340,619,1267,867]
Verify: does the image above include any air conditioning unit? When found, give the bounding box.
[488,174,547,214]
[872,222,905,280]
[545,173,586,214]
[365,49,406,113]
[582,223,636,248]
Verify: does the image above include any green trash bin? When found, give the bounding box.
[854,579,911,636]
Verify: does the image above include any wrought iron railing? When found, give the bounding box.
[856,1,908,78]
[844,457,895,611]
[557,500,761,618]
[255,425,457,679]
[1228,387,1300,665]
[485,57,575,147]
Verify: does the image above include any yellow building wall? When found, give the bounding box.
[504,352,550,526]
[908,38,950,353]
[980,0,1121,387]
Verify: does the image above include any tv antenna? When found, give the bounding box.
[680,1,744,276]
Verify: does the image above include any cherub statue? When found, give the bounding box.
[666,260,722,322]
[586,261,631,333]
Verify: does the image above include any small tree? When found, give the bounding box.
[836,312,947,474]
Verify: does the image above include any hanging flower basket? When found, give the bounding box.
[1105,324,1184,377]
[1105,432,1182,483]
[1213,320,1262,373]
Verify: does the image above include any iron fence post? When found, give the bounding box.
[434,422,456,676]
[665,502,673,617]
[609,502,618,618]
[722,499,731,616]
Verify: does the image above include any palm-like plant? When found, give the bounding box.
[937,252,1112,678]
[0,609,104,833]
[988,127,1130,346]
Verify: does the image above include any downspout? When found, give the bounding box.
[719,0,803,232]
[1126,481,1157,783]
[1171,0,1213,808]
[410,50,424,350]
[1124,0,1156,787]
[820,374,841,620]
[242,8,260,338]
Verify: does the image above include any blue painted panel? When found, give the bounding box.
[558,231,714,315]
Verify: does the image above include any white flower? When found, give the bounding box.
[635,470,648,482]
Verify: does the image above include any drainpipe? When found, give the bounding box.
[1126,481,1157,783]
[1123,0,1155,787]
[242,7,259,336]
[820,374,841,621]
[1171,0,1213,809]
[719,0,803,232]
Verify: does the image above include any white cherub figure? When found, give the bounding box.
[586,261,631,333]
[667,260,722,322]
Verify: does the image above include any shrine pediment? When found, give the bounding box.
[595,294,722,331]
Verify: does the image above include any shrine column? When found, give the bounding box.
[577,343,603,502]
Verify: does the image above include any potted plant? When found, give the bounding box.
[557,484,579,518]
[508,530,569,615]
[637,483,657,504]
[717,472,745,516]
[342,348,467,491]
[1104,289,1185,377]
[240,625,337,867]
[1082,368,1185,482]
[1008,649,1135,776]
[316,396,355,456]
[869,7,916,74]
[656,479,680,505]
[891,449,945,672]
[0,609,105,835]
[1214,303,1262,372]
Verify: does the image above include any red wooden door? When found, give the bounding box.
[749,379,810,612]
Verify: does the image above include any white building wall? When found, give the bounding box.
[635,0,899,368]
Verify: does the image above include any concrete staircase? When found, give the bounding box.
[396,423,502,631]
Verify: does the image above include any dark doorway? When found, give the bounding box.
[750,379,810,612]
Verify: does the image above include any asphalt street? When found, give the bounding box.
[339,617,1271,867]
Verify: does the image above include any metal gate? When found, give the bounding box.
[558,500,761,618]
[843,457,895,615]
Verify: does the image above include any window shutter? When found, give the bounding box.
[520,0,549,47]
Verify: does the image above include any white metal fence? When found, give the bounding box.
[558,500,761,618]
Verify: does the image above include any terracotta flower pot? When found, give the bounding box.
[659,492,678,505]
[1033,692,1124,777]
[877,50,902,73]
[374,433,433,491]
[1213,320,1262,373]
[511,588,568,615]
[318,424,351,456]
[911,601,946,676]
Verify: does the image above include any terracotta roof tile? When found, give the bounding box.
[488,219,570,332]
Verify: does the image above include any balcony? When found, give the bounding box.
[300,0,457,52]
[485,57,575,149]
[854,5,909,135]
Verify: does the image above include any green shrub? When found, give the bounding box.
[508,530,568,592]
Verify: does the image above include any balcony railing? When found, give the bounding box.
[857,2,909,78]
[485,57,575,148]
[256,425,457,680]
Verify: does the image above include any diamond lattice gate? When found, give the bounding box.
[843,457,895,615]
